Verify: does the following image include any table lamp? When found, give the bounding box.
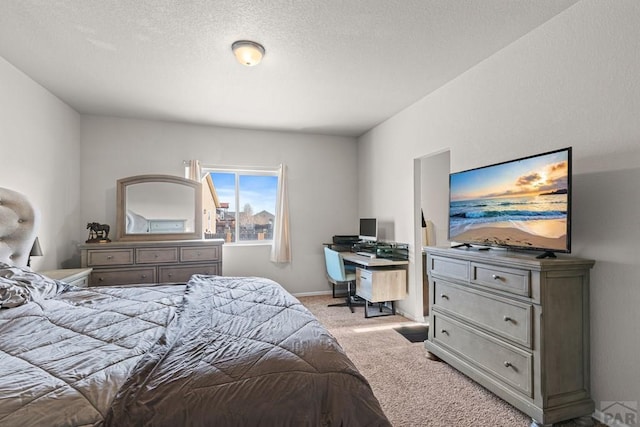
[27,237,43,267]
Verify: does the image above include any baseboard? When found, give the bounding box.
[292,290,332,297]
[395,307,422,322]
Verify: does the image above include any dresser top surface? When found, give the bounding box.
[80,239,224,250]
[424,246,594,270]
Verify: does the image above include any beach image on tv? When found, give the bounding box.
[449,150,569,251]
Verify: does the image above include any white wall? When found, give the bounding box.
[79,115,358,295]
[0,57,82,270]
[358,0,640,417]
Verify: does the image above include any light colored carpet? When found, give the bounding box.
[298,295,602,427]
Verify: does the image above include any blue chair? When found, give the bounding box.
[324,247,361,313]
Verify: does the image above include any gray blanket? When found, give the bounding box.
[1,275,390,427]
[106,275,390,426]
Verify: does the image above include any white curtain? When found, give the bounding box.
[185,160,201,181]
[270,164,291,263]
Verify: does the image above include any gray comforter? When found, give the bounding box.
[0,283,185,426]
[1,274,390,427]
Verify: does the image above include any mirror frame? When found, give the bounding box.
[116,174,203,241]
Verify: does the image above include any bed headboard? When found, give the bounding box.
[0,187,40,267]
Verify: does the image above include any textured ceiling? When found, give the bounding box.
[0,0,579,137]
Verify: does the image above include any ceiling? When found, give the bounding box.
[0,0,579,137]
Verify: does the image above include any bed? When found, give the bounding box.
[0,187,391,427]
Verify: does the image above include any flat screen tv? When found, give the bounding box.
[448,147,571,258]
[359,218,378,242]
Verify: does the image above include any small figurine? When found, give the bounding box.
[86,222,111,243]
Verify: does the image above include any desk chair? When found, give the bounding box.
[324,247,363,313]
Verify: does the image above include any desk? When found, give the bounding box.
[341,253,409,268]
[341,253,408,318]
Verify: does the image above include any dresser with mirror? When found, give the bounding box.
[80,174,223,286]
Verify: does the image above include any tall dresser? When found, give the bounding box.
[80,239,223,286]
[424,246,595,426]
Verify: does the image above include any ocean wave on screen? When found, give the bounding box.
[451,209,566,219]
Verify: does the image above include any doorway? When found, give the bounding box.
[414,149,450,319]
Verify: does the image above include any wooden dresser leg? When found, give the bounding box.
[425,351,441,361]
[530,415,594,427]
[574,415,595,426]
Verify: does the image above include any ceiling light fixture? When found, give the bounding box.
[232,40,265,67]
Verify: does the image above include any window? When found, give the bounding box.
[202,167,278,244]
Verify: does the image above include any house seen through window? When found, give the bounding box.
[202,168,278,243]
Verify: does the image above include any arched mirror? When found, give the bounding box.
[116,174,202,241]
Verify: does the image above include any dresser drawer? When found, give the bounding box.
[471,262,530,297]
[433,280,533,348]
[68,275,90,288]
[136,247,178,264]
[180,246,220,262]
[86,249,134,266]
[433,314,533,397]
[356,268,406,303]
[356,268,374,301]
[90,267,156,286]
[428,255,469,281]
[80,240,224,286]
[159,264,220,283]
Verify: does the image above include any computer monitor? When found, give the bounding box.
[359,218,377,242]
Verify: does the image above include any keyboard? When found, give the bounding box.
[356,251,376,258]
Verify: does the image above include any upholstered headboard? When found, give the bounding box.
[0,187,40,267]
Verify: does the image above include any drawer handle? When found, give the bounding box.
[492,274,502,280]
[107,256,113,260]
[98,277,104,282]
[141,274,147,279]
[168,273,173,277]
[503,316,513,322]
[503,361,518,371]
[440,329,449,335]
[440,294,449,300]
[154,254,159,258]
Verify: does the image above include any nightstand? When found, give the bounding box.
[40,268,93,288]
